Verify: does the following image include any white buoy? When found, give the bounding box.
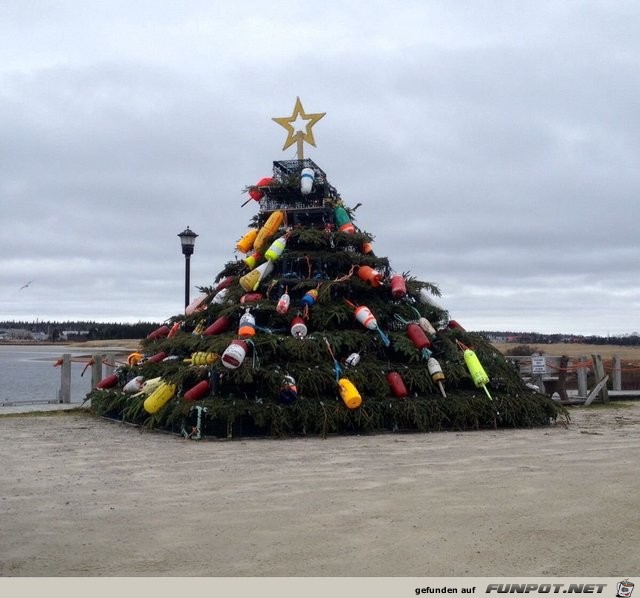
[123,376,145,393]
[345,353,361,367]
[221,340,249,369]
[300,167,315,195]
[212,287,229,304]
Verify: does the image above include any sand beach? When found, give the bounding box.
[1,402,639,577]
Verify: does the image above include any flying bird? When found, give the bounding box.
[19,280,33,291]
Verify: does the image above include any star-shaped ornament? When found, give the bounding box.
[272,97,326,158]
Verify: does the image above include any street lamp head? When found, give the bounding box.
[178,226,198,256]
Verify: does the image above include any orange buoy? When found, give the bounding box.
[357,265,383,287]
[236,229,259,253]
[127,352,143,367]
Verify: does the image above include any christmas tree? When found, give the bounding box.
[88,98,568,438]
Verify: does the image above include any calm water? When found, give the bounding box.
[0,345,126,405]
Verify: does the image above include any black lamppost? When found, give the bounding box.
[178,226,198,308]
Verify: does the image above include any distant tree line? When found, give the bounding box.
[0,320,161,341]
[480,330,640,347]
[2,321,638,345]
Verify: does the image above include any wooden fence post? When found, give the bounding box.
[556,355,569,401]
[91,354,103,388]
[577,355,588,398]
[104,352,116,376]
[59,353,71,404]
[591,353,609,403]
[612,354,622,391]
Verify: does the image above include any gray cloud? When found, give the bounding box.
[1,1,639,335]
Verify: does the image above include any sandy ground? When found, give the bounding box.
[1,403,639,577]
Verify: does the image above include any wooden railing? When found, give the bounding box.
[504,353,635,405]
[55,352,120,403]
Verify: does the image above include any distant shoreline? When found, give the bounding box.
[2,339,637,360]
[0,339,141,350]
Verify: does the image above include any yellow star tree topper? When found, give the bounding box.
[272,97,326,159]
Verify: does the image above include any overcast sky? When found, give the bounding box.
[1,1,638,335]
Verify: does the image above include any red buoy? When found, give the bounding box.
[147,325,170,340]
[147,351,168,363]
[407,323,432,351]
[167,322,181,338]
[448,320,466,331]
[215,276,235,291]
[389,274,406,299]
[96,373,119,389]
[239,292,264,304]
[386,371,408,398]
[202,316,231,336]
[248,177,274,201]
[184,380,210,401]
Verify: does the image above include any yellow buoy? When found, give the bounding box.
[463,349,489,388]
[143,382,176,414]
[264,236,287,261]
[133,376,163,397]
[239,260,273,292]
[184,352,218,366]
[338,378,362,409]
[254,210,284,252]
[236,228,258,254]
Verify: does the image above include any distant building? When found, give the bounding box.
[60,330,90,341]
[0,328,35,340]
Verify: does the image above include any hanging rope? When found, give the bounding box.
[305,255,312,279]
[393,313,411,326]
[323,337,343,382]
[80,358,95,377]
[332,265,355,283]
[247,339,259,371]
